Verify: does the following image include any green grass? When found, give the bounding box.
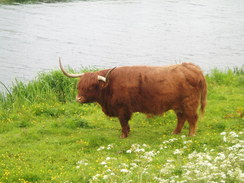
[0,67,243,182]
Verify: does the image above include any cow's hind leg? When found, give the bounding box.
[186,112,198,136]
[182,97,200,136]
[118,110,131,138]
[172,112,187,134]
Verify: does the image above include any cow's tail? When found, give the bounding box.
[200,75,207,117]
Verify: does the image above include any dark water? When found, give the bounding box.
[0,0,244,90]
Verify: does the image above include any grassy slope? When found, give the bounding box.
[0,69,243,182]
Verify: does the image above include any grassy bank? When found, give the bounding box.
[0,67,243,182]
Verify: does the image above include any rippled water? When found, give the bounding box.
[0,0,244,90]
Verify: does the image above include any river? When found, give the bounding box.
[0,0,244,90]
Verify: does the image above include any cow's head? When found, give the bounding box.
[59,58,115,103]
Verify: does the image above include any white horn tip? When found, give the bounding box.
[98,75,106,82]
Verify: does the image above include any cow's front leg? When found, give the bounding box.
[118,110,131,138]
[172,112,187,134]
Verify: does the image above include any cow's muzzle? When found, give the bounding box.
[76,96,86,103]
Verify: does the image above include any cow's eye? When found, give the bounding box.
[88,84,98,91]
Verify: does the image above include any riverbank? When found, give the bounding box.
[0,68,243,182]
[0,0,69,4]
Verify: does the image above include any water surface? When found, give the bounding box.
[0,0,244,90]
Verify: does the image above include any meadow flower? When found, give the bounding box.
[169,138,178,142]
[121,163,129,168]
[142,144,148,147]
[229,131,238,138]
[126,150,132,153]
[220,132,227,136]
[97,146,105,151]
[223,136,227,142]
[183,140,192,144]
[173,149,182,155]
[141,151,157,162]
[107,144,114,150]
[103,175,109,180]
[120,169,129,173]
[135,148,145,153]
[76,160,88,166]
[92,174,100,181]
[101,161,107,165]
[130,163,138,168]
[181,135,186,138]
[163,140,169,144]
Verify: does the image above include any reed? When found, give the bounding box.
[0,70,77,109]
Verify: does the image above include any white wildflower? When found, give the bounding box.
[223,136,227,142]
[173,149,182,155]
[126,150,132,153]
[135,148,145,153]
[103,175,109,180]
[107,144,114,150]
[120,169,129,173]
[163,140,169,144]
[220,132,227,136]
[229,131,238,138]
[142,144,148,147]
[97,146,105,151]
[77,160,88,166]
[121,163,129,168]
[169,138,178,142]
[183,140,192,144]
[92,174,100,181]
[101,161,107,165]
[130,163,138,168]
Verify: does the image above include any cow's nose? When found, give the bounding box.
[76,96,82,102]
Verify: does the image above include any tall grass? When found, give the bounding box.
[206,66,244,86]
[0,70,77,109]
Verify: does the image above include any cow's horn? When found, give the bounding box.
[59,58,84,78]
[98,67,116,83]
[97,75,106,82]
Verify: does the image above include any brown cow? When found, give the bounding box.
[59,59,207,138]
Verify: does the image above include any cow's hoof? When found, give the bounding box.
[120,134,128,138]
[172,130,180,134]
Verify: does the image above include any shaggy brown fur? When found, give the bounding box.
[66,62,207,138]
